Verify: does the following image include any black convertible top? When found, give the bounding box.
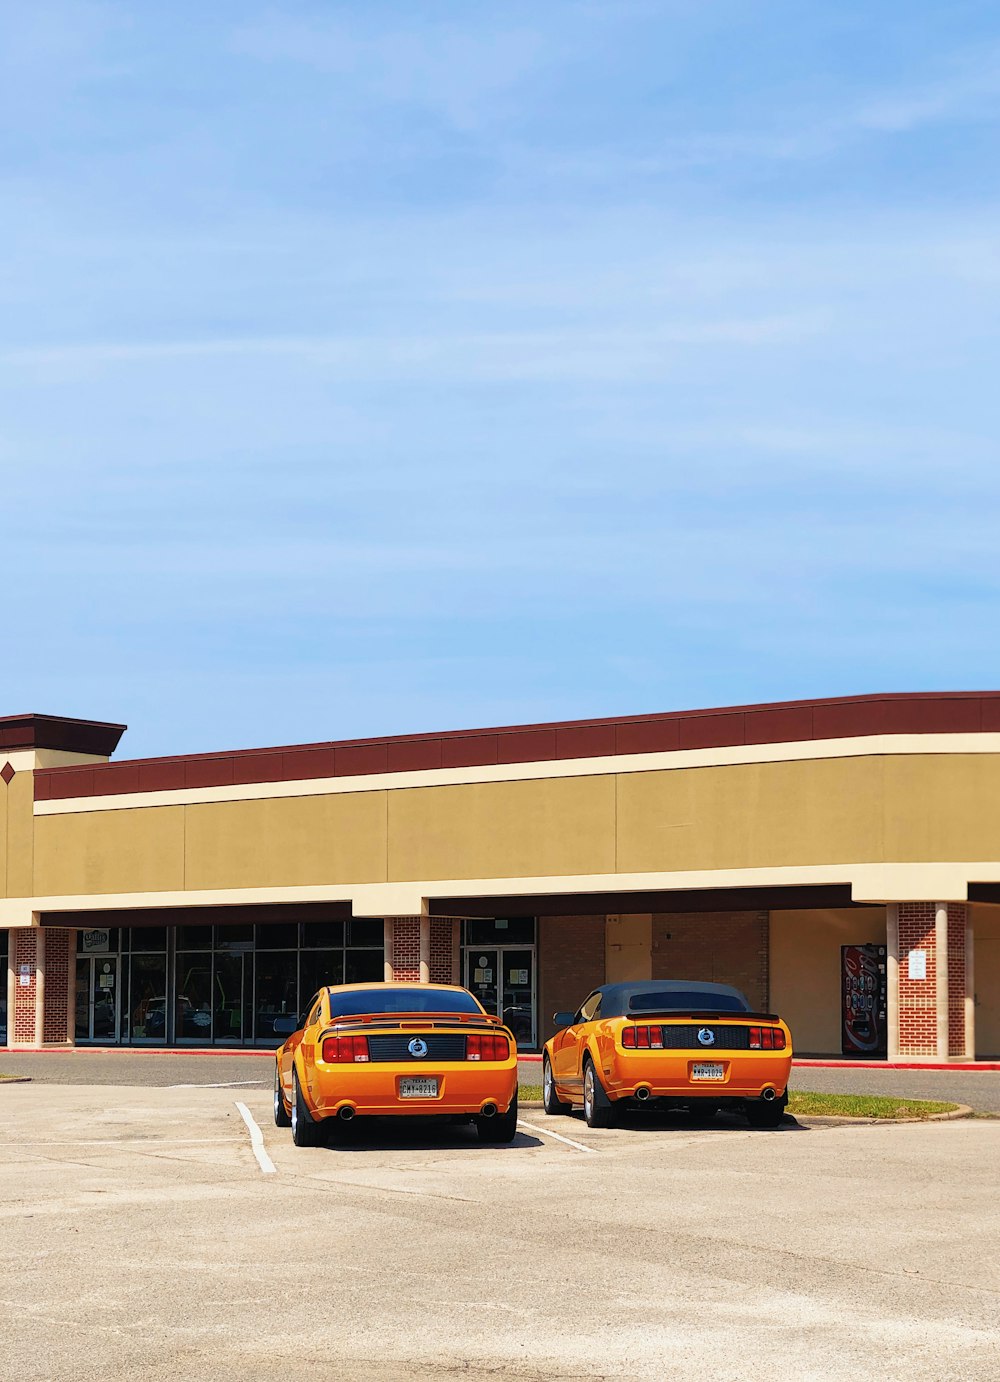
[592,980,751,1019]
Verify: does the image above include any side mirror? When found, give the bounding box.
[272,1015,298,1036]
[552,1011,576,1030]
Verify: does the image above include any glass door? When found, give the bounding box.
[75,956,121,1042]
[499,948,535,1048]
[465,946,536,1048]
[467,947,500,1019]
[214,952,251,1044]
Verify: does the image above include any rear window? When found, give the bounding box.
[327,987,483,1018]
[627,989,749,1014]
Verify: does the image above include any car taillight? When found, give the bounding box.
[772,1027,786,1050]
[466,1032,510,1061]
[322,1034,369,1062]
[748,1026,785,1050]
[622,1025,663,1049]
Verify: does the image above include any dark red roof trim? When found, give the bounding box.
[32,691,1000,804]
[0,713,126,758]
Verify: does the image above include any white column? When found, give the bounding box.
[419,916,430,984]
[886,904,900,1061]
[965,919,976,1060]
[451,920,461,985]
[382,918,394,983]
[935,902,949,1061]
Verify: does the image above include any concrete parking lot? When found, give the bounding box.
[1,1078,998,1381]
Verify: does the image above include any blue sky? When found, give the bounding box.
[2,1,999,757]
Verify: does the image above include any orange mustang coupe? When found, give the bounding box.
[543,981,793,1129]
[274,982,519,1146]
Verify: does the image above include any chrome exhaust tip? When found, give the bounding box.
[338,1105,356,1122]
[761,1087,777,1102]
[634,1086,651,1101]
[480,1102,498,1118]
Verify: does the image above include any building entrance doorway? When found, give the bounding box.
[75,956,121,1042]
[464,944,536,1048]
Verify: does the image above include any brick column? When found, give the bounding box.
[9,928,75,1048]
[386,917,457,983]
[429,919,457,984]
[895,902,969,1061]
[42,929,74,1044]
[10,929,39,1047]
[388,917,421,981]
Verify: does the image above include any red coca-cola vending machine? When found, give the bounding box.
[841,944,887,1058]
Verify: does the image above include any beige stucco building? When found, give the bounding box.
[3,692,1000,1059]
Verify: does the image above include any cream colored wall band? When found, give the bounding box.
[32,732,1000,816]
[4,859,1000,928]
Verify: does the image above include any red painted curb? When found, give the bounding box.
[794,1059,1000,1071]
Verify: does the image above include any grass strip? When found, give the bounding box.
[787,1091,958,1119]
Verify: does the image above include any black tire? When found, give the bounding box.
[542,1056,570,1116]
[582,1059,615,1129]
[746,1098,786,1129]
[273,1062,291,1128]
[477,1089,518,1143]
[291,1068,321,1147]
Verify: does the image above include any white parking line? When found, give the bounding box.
[235,1101,277,1174]
[517,1119,598,1153]
[167,1080,265,1089]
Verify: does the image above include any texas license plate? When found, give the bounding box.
[691,1062,725,1081]
[399,1077,439,1099]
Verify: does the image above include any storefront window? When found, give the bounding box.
[301,919,346,948]
[176,954,213,1039]
[72,912,386,1046]
[463,917,536,946]
[254,951,298,1040]
[178,925,212,950]
[300,949,345,1003]
[129,952,168,1041]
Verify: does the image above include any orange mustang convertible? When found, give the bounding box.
[543,981,793,1129]
[274,982,519,1146]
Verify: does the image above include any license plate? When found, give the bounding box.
[399,1077,439,1099]
[691,1062,725,1081]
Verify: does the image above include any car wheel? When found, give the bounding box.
[746,1098,786,1129]
[273,1062,291,1128]
[582,1059,614,1129]
[542,1056,570,1115]
[477,1089,519,1143]
[290,1068,321,1147]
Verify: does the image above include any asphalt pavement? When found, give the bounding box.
[3,1049,1000,1111]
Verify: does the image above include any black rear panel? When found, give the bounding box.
[367,1034,467,1062]
[658,1024,752,1051]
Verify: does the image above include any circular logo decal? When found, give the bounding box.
[697,1027,716,1047]
[407,1037,429,1058]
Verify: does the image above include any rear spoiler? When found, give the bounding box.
[329,1013,504,1031]
[627,1010,782,1023]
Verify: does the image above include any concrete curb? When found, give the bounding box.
[518,1100,974,1121]
[793,1103,973,1124]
